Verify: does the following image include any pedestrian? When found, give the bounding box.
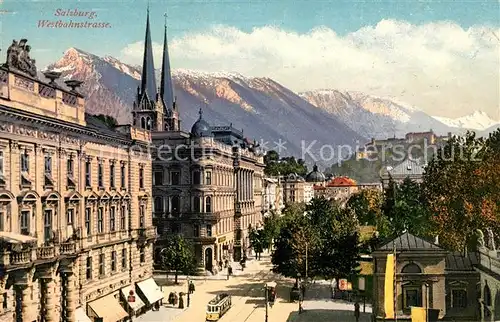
[300,283,306,298]
[173,291,179,306]
[189,281,195,294]
[168,292,175,305]
[178,293,184,309]
[354,300,360,322]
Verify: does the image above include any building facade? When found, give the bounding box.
[136,14,265,270]
[372,233,480,321]
[281,174,314,205]
[0,38,158,322]
[262,178,284,216]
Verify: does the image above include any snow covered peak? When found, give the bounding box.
[173,69,248,81]
[432,111,499,130]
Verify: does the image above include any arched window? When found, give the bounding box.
[484,284,492,318]
[141,117,146,129]
[402,263,422,274]
[146,117,151,130]
[154,197,163,213]
[171,196,180,216]
[193,196,201,213]
[205,196,212,213]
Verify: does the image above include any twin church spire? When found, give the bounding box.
[134,8,179,132]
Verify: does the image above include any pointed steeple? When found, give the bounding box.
[160,12,175,111]
[140,7,157,102]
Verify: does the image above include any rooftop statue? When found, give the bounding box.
[5,38,37,78]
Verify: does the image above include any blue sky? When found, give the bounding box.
[1,0,499,119]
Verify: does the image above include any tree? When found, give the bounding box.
[421,131,495,251]
[262,211,282,250]
[346,189,383,225]
[249,227,265,259]
[307,198,361,281]
[160,235,197,284]
[264,150,308,176]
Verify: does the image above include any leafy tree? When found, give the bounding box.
[249,227,265,259]
[346,189,383,225]
[264,150,308,176]
[160,235,197,283]
[262,211,282,250]
[421,131,493,252]
[307,198,361,281]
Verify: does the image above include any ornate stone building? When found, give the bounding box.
[131,13,265,270]
[0,38,157,322]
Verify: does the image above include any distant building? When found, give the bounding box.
[281,174,314,205]
[262,177,284,216]
[372,232,480,321]
[380,158,425,188]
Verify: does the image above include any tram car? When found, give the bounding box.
[206,293,232,321]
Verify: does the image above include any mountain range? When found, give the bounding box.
[44,48,499,165]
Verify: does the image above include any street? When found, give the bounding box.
[138,254,372,322]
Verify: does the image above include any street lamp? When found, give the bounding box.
[186,276,190,308]
[264,285,269,322]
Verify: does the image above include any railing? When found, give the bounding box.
[9,250,32,265]
[60,242,76,255]
[37,246,56,260]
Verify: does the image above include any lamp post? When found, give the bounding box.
[297,273,303,314]
[186,276,190,308]
[424,283,429,322]
[264,285,269,322]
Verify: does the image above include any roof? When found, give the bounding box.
[386,158,425,177]
[305,165,326,182]
[326,176,357,187]
[140,9,157,102]
[377,232,442,251]
[445,252,478,271]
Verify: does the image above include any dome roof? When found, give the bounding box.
[191,108,212,137]
[305,164,326,182]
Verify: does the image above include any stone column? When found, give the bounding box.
[44,278,57,322]
[20,285,30,322]
[64,272,77,322]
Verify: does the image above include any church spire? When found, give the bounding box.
[160,12,175,111]
[140,7,157,102]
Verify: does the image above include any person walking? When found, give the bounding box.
[354,300,360,322]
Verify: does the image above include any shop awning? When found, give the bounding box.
[136,278,164,305]
[75,307,92,322]
[88,294,128,322]
[120,285,145,312]
[0,231,37,244]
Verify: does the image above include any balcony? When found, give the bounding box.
[189,212,221,221]
[137,227,157,240]
[37,246,56,260]
[60,241,76,255]
[9,250,33,265]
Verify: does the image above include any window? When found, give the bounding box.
[171,196,180,215]
[140,247,145,263]
[120,206,126,230]
[67,158,74,177]
[154,171,163,186]
[98,162,103,188]
[44,155,52,176]
[99,253,105,276]
[97,208,104,233]
[20,210,29,235]
[111,251,116,272]
[139,205,145,228]
[110,163,115,188]
[404,286,422,308]
[154,197,163,213]
[451,289,467,308]
[402,263,422,274]
[205,171,212,185]
[139,167,144,189]
[110,207,116,232]
[206,225,212,237]
[205,196,212,213]
[192,170,201,185]
[121,248,127,269]
[0,151,3,175]
[0,211,4,231]
[86,257,92,280]
[66,208,74,225]
[85,208,91,235]
[193,196,201,213]
[171,171,180,185]
[43,210,52,242]
[21,151,29,172]
[121,163,126,188]
[85,160,91,187]
[193,225,200,237]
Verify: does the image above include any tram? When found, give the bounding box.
[206,293,232,321]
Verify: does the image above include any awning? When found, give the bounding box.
[120,285,145,312]
[88,294,128,322]
[0,231,37,244]
[136,278,164,305]
[75,307,92,322]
